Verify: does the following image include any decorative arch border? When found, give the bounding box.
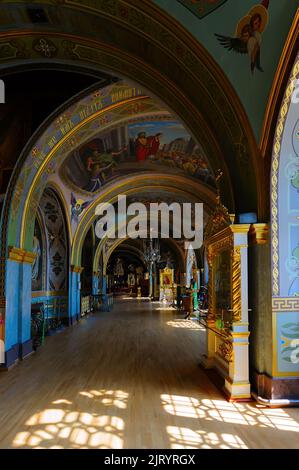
[271,55,299,296]
[93,218,188,275]
[72,174,215,267]
[16,88,149,250]
[2,80,216,254]
[270,51,299,379]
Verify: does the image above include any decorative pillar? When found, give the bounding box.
[70,265,84,324]
[102,274,107,294]
[2,247,36,368]
[248,224,273,398]
[202,222,251,401]
[19,250,36,358]
[92,272,99,295]
[224,225,251,400]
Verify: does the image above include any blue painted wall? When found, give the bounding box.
[69,271,81,321]
[19,263,32,344]
[5,260,20,350]
[92,275,99,295]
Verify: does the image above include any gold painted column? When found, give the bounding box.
[70,265,84,322]
[224,225,251,400]
[201,223,252,400]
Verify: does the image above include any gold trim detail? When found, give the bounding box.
[71,265,84,274]
[217,340,233,363]
[232,247,242,323]
[8,246,36,264]
[32,290,68,298]
[204,192,231,240]
[249,223,269,245]
[272,297,299,312]
[271,55,299,296]
[231,332,250,338]
[21,96,146,249]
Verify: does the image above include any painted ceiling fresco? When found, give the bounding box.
[60,119,215,196]
[154,0,298,139]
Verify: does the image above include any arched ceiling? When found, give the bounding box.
[57,94,216,199]
[107,237,185,272]
[1,78,216,259]
[0,0,263,219]
[153,0,298,141]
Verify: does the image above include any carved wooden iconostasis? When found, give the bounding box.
[159,267,175,303]
[202,198,251,401]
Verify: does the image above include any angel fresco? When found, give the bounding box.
[70,193,91,225]
[215,0,269,74]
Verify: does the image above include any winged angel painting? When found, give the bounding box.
[215,0,270,74]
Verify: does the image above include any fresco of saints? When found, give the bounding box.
[147,133,162,159]
[85,148,126,192]
[215,0,269,74]
[135,132,149,162]
[70,193,91,224]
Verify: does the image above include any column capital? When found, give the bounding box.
[249,223,269,245]
[229,224,251,234]
[71,265,84,273]
[8,246,36,264]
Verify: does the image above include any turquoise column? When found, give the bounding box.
[4,248,35,368]
[19,260,34,358]
[101,275,108,311]
[92,273,99,295]
[102,275,107,295]
[69,266,83,324]
[5,259,20,365]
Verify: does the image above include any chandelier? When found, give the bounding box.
[143,238,161,268]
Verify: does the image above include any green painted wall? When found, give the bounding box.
[153,0,298,140]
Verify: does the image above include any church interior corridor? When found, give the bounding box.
[0,0,298,457]
[0,298,299,450]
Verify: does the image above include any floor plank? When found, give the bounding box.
[0,298,298,449]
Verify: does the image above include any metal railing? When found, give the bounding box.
[31,297,67,349]
[91,293,114,312]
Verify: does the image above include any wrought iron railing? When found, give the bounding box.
[91,293,114,312]
[31,297,67,349]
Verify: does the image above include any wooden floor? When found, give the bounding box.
[0,298,299,449]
